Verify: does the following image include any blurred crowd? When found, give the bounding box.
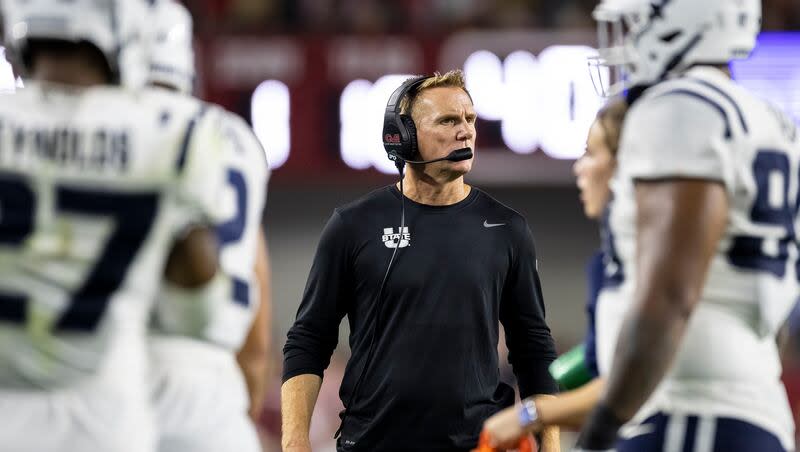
[187,0,799,33]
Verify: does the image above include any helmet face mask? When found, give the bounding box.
[589,8,636,97]
[591,0,761,94]
[1,0,153,88]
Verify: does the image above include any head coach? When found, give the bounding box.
[281,70,560,452]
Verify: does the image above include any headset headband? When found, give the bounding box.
[385,76,427,115]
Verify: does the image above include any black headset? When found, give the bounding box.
[381,75,430,164]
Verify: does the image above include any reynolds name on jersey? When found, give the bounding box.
[0,120,129,173]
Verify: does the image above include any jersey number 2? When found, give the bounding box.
[728,150,799,279]
[0,174,157,331]
[216,168,250,306]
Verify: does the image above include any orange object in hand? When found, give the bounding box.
[472,430,537,452]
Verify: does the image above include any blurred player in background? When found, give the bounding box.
[576,0,799,451]
[0,0,235,450]
[146,1,272,451]
[480,98,628,447]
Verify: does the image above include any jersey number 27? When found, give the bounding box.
[0,174,157,331]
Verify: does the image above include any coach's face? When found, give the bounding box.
[412,86,476,178]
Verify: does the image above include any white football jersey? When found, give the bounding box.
[0,82,230,389]
[151,109,269,351]
[606,66,799,449]
[148,107,268,452]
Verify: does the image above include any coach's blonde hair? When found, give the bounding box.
[399,70,472,118]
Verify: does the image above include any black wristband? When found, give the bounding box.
[575,402,624,450]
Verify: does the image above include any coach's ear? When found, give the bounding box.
[164,225,219,288]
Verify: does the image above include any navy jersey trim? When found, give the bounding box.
[233,277,250,307]
[617,412,787,452]
[175,106,209,172]
[653,89,732,138]
[682,415,699,452]
[687,78,749,134]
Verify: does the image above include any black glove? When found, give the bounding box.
[574,402,623,451]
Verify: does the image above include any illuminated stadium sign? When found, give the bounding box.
[335,46,606,174]
[463,46,605,159]
[340,74,414,174]
[329,32,800,175]
[5,32,800,179]
[251,79,291,169]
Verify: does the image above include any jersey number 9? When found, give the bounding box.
[728,150,800,280]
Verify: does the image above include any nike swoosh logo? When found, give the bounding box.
[483,220,506,228]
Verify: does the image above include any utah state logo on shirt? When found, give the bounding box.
[381,227,411,249]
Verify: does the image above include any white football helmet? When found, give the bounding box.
[591,0,761,95]
[1,0,153,88]
[149,0,195,94]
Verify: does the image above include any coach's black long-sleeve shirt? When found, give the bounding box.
[283,185,558,451]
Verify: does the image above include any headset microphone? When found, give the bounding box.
[402,147,473,165]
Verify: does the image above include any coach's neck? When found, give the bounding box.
[399,168,470,206]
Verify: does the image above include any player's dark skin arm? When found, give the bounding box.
[163,226,219,288]
[577,179,728,448]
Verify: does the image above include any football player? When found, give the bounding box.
[146,2,271,451]
[0,0,235,451]
[577,1,799,451]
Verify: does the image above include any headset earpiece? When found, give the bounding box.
[382,75,430,162]
[400,115,418,158]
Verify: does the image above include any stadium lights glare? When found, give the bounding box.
[464,46,607,159]
[340,74,414,174]
[252,32,800,173]
[338,46,607,174]
[251,79,291,169]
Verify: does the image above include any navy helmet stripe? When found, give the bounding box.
[654,89,733,138]
[175,106,209,172]
[687,78,749,134]
[659,31,704,80]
